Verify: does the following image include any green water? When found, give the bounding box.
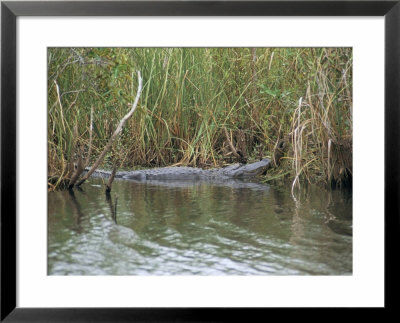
[48,178,352,275]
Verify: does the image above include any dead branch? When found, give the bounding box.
[68,145,85,189]
[105,146,129,193]
[84,106,94,168]
[67,123,79,178]
[76,71,143,187]
[105,165,118,193]
[54,80,66,132]
[67,106,94,188]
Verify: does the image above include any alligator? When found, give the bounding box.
[88,158,271,181]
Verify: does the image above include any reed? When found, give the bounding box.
[48,48,352,190]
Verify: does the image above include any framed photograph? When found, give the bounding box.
[1,0,398,321]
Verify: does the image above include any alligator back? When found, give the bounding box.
[88,158,271,181]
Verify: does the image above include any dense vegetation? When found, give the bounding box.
[48,48,352,191]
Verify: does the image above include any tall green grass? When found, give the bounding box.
[48,48,352,190]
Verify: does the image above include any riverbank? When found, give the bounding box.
[48,47,352,191]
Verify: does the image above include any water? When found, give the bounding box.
[48,177,352,275]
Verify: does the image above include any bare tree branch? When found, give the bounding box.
[76,71,143,187]
[84,106,94,168]
[54,80,66,132]
[105,165,118,193]
[68,145,85,189]
[67,123,79,178]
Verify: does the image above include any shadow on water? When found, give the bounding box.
[48,177,352,275]
[67,189,84,234]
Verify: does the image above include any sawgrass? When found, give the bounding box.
[48,47,352,190]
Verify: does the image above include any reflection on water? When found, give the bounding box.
[48,177,352,275]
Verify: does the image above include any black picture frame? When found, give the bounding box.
[1,1,398,321]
